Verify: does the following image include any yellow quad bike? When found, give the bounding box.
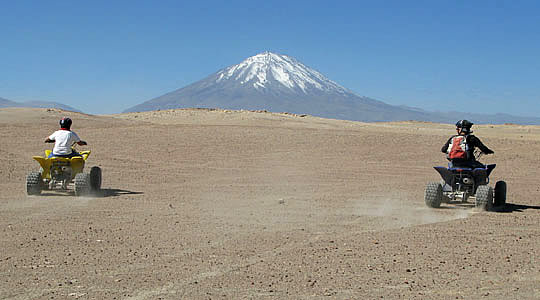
[26,149,102,196]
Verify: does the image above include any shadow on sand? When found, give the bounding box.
[434,201,540,213]
[98,188,144,197]
[493,203,540,213]
[36,188,143,198]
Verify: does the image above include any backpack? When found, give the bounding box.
[447,135,469,159]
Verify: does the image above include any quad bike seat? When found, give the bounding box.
[448,167,473,171]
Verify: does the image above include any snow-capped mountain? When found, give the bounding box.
[215,52,348,95]
[123,52,540,124]
[125,52,437,122]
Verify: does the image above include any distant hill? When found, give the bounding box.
[0,97,20,107]
[0,97,82,113]
[396,105,540,125]
[435,111,540,126]
[124,52,540,125]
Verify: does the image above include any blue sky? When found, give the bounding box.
[1,1,539,116]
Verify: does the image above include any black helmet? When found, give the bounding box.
[59,117,72,129]
[456,119,473,133]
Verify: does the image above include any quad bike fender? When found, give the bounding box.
[486,164,496,177]
[472,164,496,185]
[33,156,52,179]
[72,151,89,174]
[472,168,488,185]
[434,166,453,185]
[70,157,85,175]
[79,150,91,160]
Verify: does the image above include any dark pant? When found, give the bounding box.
[48,151,82,159]
[449,159,484,169]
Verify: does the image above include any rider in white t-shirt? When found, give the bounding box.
[45,117,87,158]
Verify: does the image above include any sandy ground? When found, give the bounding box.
[1,107,539,299]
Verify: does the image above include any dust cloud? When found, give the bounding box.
[353,192,471,230]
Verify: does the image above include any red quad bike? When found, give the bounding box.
[425,150,506,211]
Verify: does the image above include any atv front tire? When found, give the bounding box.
[425,182,443,208]
[90,166,102,191]
[475,185,493,211]
[26,171,42,195]
[494,181,507,207]
[74,172,91,196]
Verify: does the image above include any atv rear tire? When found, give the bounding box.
[74,172,91,196]
[90,166,102,191]
[26,171,42,195]
[475,185,493,211]
[425,182,443,208]
[494,181,507,207]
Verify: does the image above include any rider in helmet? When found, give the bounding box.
[45,117,87,158]
[441,120,494,168]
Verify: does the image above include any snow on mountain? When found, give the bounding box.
[216,52,348,95]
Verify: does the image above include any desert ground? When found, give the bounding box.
[1,107,539,299]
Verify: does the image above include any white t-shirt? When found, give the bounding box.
[49,130,81,155]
